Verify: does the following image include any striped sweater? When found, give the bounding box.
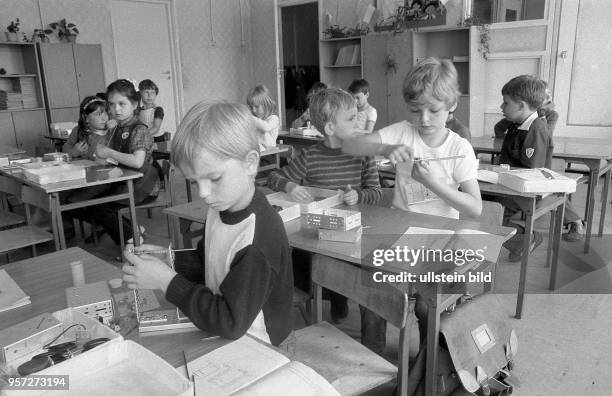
[267,142,381,204]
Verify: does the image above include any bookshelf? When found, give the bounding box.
[319,37,363,90]
[0,42,47,154]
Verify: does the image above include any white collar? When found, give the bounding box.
[517,111,539,131]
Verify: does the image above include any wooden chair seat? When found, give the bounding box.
[0,225,53,255]
[0,208,25,230]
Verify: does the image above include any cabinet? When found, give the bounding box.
[0,42,47,154]
[37,43,105,128]
[319,37,363,92]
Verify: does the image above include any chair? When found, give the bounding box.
[0,175,26,229]
[117,160,175,253]
[0,185,54,262]
[292,254,414,396]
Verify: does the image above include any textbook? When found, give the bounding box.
[185,335,341,396]
[0,269,30,313]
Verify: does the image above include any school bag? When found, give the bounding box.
[407,293,517,396]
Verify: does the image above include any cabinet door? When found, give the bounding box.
[73,44,105,102]
[38,44,79,109]
[0,113,17,148]
[386,32,412,125]
[50,108,79,124]
[12,110,47,155]
[362,34,389,130]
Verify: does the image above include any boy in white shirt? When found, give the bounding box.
[348,79,377,134]
[343,57,481,355]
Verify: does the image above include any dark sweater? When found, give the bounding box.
[167,189,293,346]
[267,142,382,204]
[498,116,552,168]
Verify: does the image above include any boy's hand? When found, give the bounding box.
[123,244,176,293]
[288,184,313,202]
[383,144,413,164]
[412,160,443,188]
[342,184,358,205]
[106,119,118,129]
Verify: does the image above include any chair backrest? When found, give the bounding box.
[460,200,504,226]
[375,188,394,208]
[21,185,50,224]
[160,159,175,206]
[0,175,22,210]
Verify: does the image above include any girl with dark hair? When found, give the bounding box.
[62,94,111,160]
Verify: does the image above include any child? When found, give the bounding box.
[291,82,327,129]
[268,87,381,327]
[343,57,481,353]
[137,79,164,139]
[63,94,111,160]
[347,79,377,134]
[123,101,293,346]
[496,75,583,246]
[86,79,158,245]
[247,85,280,150]
[446,110,471,141]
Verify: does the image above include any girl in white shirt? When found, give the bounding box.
[247,85,280,151]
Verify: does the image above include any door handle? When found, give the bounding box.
[161,71,171,75]
[559,50,568,59]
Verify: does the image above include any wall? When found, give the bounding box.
[1,0,253,114]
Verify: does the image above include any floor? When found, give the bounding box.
[3,169,612,395]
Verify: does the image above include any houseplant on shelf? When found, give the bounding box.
[31,28,53,43]
[5,18,20,42]
[49,19,79,43]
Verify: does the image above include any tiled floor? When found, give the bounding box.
[3,171,612,395]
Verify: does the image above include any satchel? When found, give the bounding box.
[408,294,518,396]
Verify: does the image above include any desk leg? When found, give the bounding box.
[49,194,60,251]
[599,167,610,237]
[584,167,599,253]
[179,218,193,249]
[127,180,140,248]
[424,288,441,396]
[549,199,565,291]
[185,179,193,203]
[516,199,535,319]
[546,209,555,268]
[52,193,67,250]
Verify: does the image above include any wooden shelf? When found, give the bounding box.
[0,74,37,78]
[0,42,35,46]
[0,107,44,113]
[324,64,361,68]
[320,37,362,42]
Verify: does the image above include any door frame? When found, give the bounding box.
[109,0,185,126]
[276,0,318,128]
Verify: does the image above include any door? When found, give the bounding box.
[110,0,179,133]
[73,45,106,102]
[552,0,612,138]
[279,2,319,128]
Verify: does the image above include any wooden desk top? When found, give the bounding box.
[0,247,210,368]
[43,135,69,141]
[0,165,143,193]
[278,131,324,142]
[471,136,612,160]
[0,145,26,157]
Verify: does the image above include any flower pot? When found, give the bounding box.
[33,36,49,43]
[5,32,18,42]
[65,34,77,43]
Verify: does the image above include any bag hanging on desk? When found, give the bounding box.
[407,294,518,396]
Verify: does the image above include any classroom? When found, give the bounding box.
[0,0,610,395]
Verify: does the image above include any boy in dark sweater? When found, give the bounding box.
[123,101,293,346]
[267,87,381,328]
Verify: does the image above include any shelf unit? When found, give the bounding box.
[319,37,363,90]
[0,42,47,154]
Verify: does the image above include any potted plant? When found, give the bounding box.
[49,19,79,43]
[31,28,53,43]
[5,18,20,42]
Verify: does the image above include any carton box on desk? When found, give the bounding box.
[266,195,301,222]
[22,162,86,185]
[498,168,577,193]
[266,187,342,214]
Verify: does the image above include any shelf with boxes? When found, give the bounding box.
[319,36,362,90]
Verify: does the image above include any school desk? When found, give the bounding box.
[0,164,142,250]
[164,198,515,395]
[471,135,612,253]
[42,135,68,152]
[0,247,214,369]
[277,130,323,152]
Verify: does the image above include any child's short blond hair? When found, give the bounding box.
[246,85,276,119]
[308,88,355,133]
[402,57,460,109]
[171,101,258,173]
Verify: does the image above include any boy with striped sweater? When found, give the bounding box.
[268,87,381,322]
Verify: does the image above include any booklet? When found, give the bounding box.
[0,269,30,313]
[185,335,340,396]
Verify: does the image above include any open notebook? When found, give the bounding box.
[0,269,30,313]
[185,335,340,396]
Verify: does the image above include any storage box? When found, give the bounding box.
[306,208,361,231]
[266,187,342,214]
[4,340,192,396]
[266,195,301,222]
[290,127,322,137]
[318,226,363,243]
[22,162,86,185]
[0,313,63,364]
[498,168,577,193]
